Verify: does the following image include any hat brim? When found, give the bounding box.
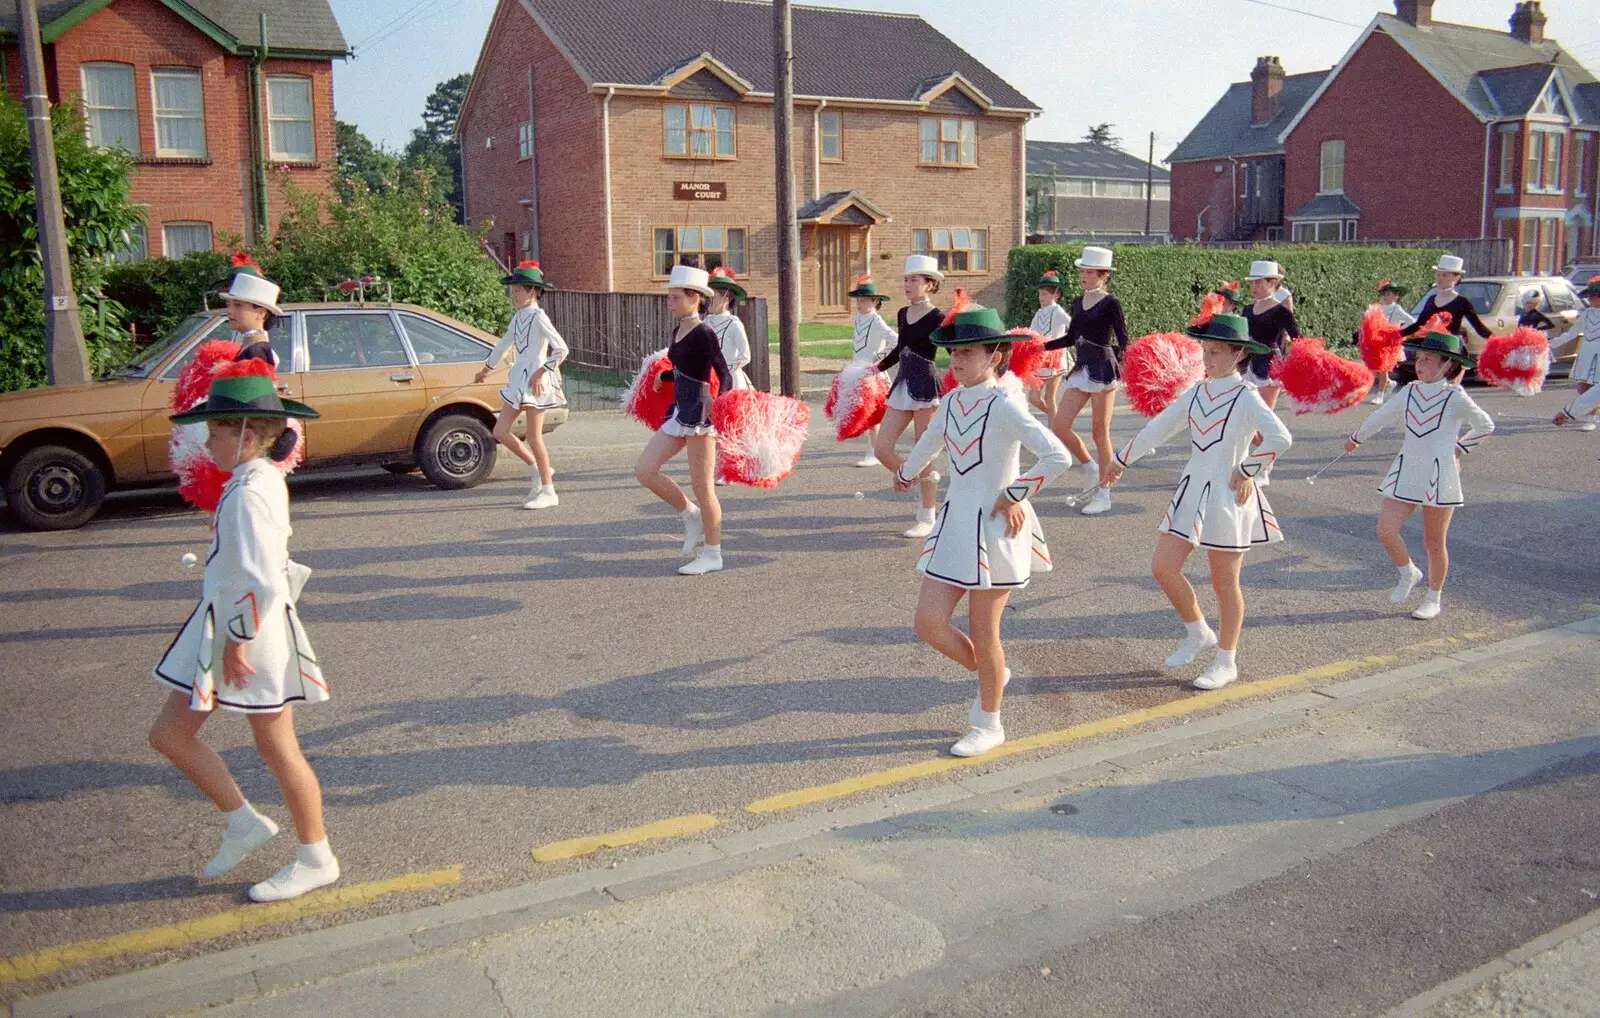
[1402,339,1474,366]
[847,290,887,301]
[501,275,555,289]
[906,269,945,283]
[218,292,284,318]
[1243,272,1282,282]
[171,397,319,424]
[1073,260,1114,272]
[932,325,1010,347]
[1379,286,1407,295]
[664,281,714,297]
[708,280,748,301]
[1432,265,1464,274]
[1184,327,1269,354]
[1578,286,1600,299]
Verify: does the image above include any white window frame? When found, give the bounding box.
[662,102,735,159]
[80,62,138,154]
[820,110,842,162]
[1498,126,1518,193]
[150,67,206,159]
[653,225,747,276]
[919,117,977,167]
[911,226,988,274]
[1095,180,1144,199]
[162,221,213,258]
[517,122,532,161]
[266,74,316,163]
[1318,139,1345,194]
[1576,134,1592,197]
[1290,219,1355,243]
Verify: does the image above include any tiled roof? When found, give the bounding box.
[1165,71,1328,163]
[0,0,347,55]
[1026,141,1169,182]
[1288,193,1363,219]
[524,0,1036,110]
[1376,13,1592,119]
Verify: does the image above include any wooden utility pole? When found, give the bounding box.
[18,0,90,386]
[1144,131,1155,237]
[773,0,801,397]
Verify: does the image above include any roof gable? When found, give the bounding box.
[514,0,1037,111]
[1026,140,1169,182]
[0,0,348,56]
[1165,70,1327,163]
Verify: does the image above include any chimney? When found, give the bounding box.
[1251,56,1286,125]
[1395,0,1434,27]
[1509,1,1547,44]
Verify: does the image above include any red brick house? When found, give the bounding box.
[1,0,348,259]
[1168,1,1600,275]
[457,0,1039,316]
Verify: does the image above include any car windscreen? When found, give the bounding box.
[107,314,216,378]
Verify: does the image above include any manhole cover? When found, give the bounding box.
[1049,803,1079,816]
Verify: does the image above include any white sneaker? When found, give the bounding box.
[714,478,728,486]
[202,813,279,879]
[1080,487,1111,516]
[681,509,703,556]
[248,857,340,902]
[1368,391,1385,405]
[1164,628,1218,669]
[854,455,880,467]
[1192,657,1239,690]
[902,518,935,539]
[1391,563,1424,605]
[678,547,724,575]
[1412,592,1442,620]
[522,487,559,510]
[970,668,1012,724]
[1578,421,1598,432]
[950,723,1005,757]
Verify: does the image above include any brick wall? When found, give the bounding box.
[458,0,606,291]
[7,0,336,256]
[1170,160,1239,241]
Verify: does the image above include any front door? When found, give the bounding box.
[816,226,866,312]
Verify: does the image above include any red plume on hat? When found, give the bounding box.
[855,274,873,286]
[517,260,540,269]
[1377,277,1391,290]
[710,266,737,281]
[1041,269,1060,279]
[231,250,258,269]
[1588,274,1600,284]
[940,288,971,327]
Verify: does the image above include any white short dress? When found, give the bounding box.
[897,379,1072,589]
[707,312,753,390]
[1557,308,1600,385]
[849,312,896,368]
[155,459,327,713]
[1030,303,1073,378]
[1349,379,1493,507]
[485,305,569,410]
[1115,375,1293,550]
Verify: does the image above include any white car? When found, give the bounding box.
[1402,275,1584,379]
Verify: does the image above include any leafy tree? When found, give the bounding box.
[335,120,403,201]
[0,93,145,391]
[403,73,470,220]
[1084,123,1122,149]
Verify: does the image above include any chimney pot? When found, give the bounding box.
[1396,0,1434,27]
[1509,1,1547,45]
[1250,56,1286,126]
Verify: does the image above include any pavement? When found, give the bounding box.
[2,376,1598,1014]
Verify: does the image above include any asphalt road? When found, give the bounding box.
[1,378,1596,999]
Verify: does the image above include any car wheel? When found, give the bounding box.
[4,444,108,531]
[418,414,497,490]
[380,462,417,475]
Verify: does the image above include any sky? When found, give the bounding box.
[330,0,1600,161]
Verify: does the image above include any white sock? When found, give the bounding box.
[1399,561,1418,577]
[297,839,335,868]
[225,802,269,834]
[973,708,1001,732]
[915,507,936,524]
[1421,589,1441,605]
[1214,648,1237,669]
[702,544,722,557]
[540,482,555,494]
[681,504,700,521]
[1184,619,1210,638]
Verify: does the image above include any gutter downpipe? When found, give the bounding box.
[247,13,270,244]
[1479,120,1491,242]
[1197,204,1212,242]
[811,98,824,201]
[602,86,615,291]
[1226,156,1239,241]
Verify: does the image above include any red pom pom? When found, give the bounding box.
[712,390,810,488]
[824,376,840,420]
[833,364,888,440]
[1477,326,1550,395]
[215,358,275,381]
[1123,332,1204,416]
[1357,304,1406,373]
[1270,337,1373,415]
[1004,328,1048,389]
[620,351,721,430]
[169,340,243,413]
[940,367,959,396]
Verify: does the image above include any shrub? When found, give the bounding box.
[104,251,233,341]
[1004,244,1447,347]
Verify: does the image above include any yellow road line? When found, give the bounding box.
[0,866,462,986]
[531,814,719,863]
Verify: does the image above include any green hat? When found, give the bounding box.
[500,260,554,289]
[1403,324,1475,367]
[1185,312,1269,354]
[1036,268,1065,290]
[707,266,748,301]
[847,274,887,301]
[1579,276,1600,299]
[931,302,1008,346]
[170,373,319,424]
[1213,280,1243,303]
[1377,277,1407,297]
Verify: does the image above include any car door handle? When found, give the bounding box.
[390,373,416,382]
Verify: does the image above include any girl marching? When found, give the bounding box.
[1553,276,1600,431]
[633,265,733,575]
[894,299,1071,757]
[875,255,946,538]
[1104,313,1292,691]
[1343,319,1493,620]
[706,267,754,391]
[846,275,897,466]
[218,255,284,368]
[475,261,569,510]
[148,369,340,902]
[1369,278,1416,405]
[1028,268,1074,419]
[1241,260,1299,409]
[1044,246,1129,516]
[1399,255,1491,383]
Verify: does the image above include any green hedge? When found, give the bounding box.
[1004,245,1447,347]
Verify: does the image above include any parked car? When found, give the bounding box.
[1562,259,1600,290]
[0,302,564,530]
[1393,275,1584,385]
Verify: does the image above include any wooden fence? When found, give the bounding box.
[540,290,770,411]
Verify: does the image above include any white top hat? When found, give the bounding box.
[1074,246,1115,271]
[1433,255,1465,274]
[1245,260,1285,281]
[903,254,944,282]
[663,264,714,296]
[218,272,283,317]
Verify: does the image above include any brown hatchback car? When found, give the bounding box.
[0,302,565,530]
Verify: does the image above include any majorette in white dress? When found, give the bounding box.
[1349,379,1493,507]
[706,311,753,390]
[896,378,1072,588]
[850,310,897,367]
[155,459,327,712]
[485,305,569,410]
[1030,302,1072,378]
[1114,375,1292,550]
[1556,306,1600,385]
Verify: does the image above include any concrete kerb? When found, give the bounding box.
[13,618,1599,1018]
